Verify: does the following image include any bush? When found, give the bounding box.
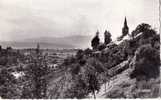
[84,48,93,56]
[63,56,76,66]
[64,75,88,99]
[86,58,105,73]
[76,49,84,60]
[130,45,160,80]
[98,43,106,51]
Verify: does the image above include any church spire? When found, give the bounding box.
[36,43,40,54]
[122,16,129,36]
[124,16,127,27]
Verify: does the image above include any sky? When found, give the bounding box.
[0,0,159,41]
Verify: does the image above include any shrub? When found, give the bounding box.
[84,48,93,56]
[0,68,18,98]
[63,56,76,66]
[76,49,84,60]
[98,43,106,51]
[130,45,160,80]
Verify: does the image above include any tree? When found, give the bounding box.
[84,48,93,56]
[0,45,2,51]
[87,73,100,99]
[76,49,84,60]
[131,23,151,38]
[91,31,100,50]
[151,34,160,49]
[130,45,160,80]
[104,30,112,45]
[84,58,105,98]
[98,43,106,51]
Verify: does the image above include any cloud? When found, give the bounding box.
[0,0,159,41]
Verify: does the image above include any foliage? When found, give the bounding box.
[0,56,8,66]
[21,56,48,99]
[62,56,103,98]
[98,43,106,51]
[91,31,100,50]
[151,34,160,49]
[84,48,93,56]
[130,44,160,80]
[86,73,100,98]
[99,41,129,69]
[104,30,112,45]
[131,23,151,38]
[63,56,76,66]
[0,68,19,98]
[64,75,88,99]
[86,57,105,73]
[76,49,84,60]
[69,63,81,76]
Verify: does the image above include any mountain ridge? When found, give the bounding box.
[0,35,92,49]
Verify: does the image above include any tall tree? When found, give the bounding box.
[0,45,2,51]
[87,73,99,99]
[91,30,100,50]
[104,30,112,45]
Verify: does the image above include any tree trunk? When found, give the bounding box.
[104,83,106,92]
[93,90,96,99]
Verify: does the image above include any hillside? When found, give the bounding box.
[0,23,159,99]
[47,23,160,98]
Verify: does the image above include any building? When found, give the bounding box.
[122,17,129,36]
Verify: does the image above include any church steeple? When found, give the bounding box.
[124,17,127,27]
[36,43,40,54]
[122,16,129,36]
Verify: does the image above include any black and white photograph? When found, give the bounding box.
[0,0,160,99]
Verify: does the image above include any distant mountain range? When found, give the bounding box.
[0,35,93,49]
